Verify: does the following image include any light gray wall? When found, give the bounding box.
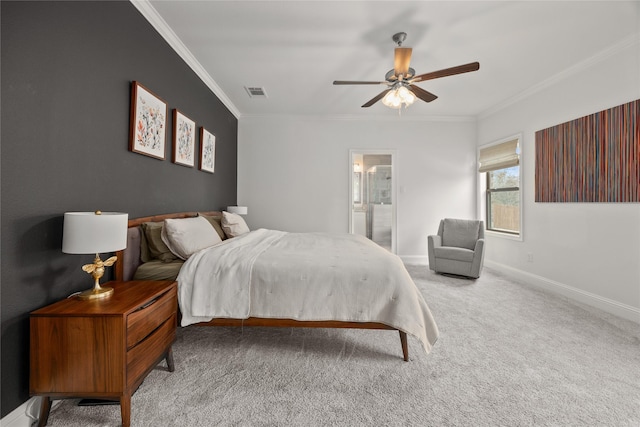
[238,116,477,259]
[477,38,640,317]
[237,36,640,321]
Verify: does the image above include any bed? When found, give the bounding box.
[115,211,438,361]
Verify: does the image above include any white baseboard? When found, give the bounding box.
[400,255,639,323]
[399,255,428,265]
[485,260,640,324]
[0,397,38,427]
[0,398,62,427]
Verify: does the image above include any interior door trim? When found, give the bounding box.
[348,149,397,254]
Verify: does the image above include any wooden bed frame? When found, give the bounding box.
[115,211,409,361]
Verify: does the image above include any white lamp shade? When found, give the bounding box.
[226,206,248,215]
[62,212,128,254]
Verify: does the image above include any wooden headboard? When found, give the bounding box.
[115,211,221,282]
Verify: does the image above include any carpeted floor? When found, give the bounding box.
[46,266,640,426]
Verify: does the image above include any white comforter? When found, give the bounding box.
[177,229,439,354]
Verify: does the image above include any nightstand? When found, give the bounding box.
[30,280,177,427]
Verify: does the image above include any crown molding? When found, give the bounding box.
[479,32,640,120]
[240,113,476,123]
[130,0,241,119]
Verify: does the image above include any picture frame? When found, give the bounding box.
[199,127,216,173]
[172,109,196,167]
[129,81,167,160]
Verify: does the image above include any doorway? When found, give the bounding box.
[349,150,396,253]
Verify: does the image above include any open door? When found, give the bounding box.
[349,150,397,253]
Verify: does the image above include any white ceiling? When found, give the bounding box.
[139,0,640,119]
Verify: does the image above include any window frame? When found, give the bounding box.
[486,169,520,235]
[478,134,523,241]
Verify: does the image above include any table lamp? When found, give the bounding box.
[62,211,128,300]
[226,206,248,215]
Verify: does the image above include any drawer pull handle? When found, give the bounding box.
[138,297,159,311]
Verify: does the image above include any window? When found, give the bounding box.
[479,137,521,236]
[486,166,519,234]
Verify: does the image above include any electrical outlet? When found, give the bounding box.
[527,252,534,262]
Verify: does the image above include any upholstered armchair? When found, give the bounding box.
[428,218,485,279]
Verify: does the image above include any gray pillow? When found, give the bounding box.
[141,222,178,262]
[198,213,227,240]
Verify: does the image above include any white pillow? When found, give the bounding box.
[221,211,250,238]
[161,216,222,259]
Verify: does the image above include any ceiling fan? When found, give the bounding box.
[333,32,480,109]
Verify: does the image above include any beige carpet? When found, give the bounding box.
[45,265,640,426]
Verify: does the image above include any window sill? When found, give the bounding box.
[485,230,523,242]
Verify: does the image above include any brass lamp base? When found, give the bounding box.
[78,254,118,300]
[77,285,114,300]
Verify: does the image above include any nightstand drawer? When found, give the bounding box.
[127,286,177,349]
[127,314,176,388]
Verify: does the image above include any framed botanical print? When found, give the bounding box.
[199,127,216,173]
[172,109,196,167]
[129,81,167,160]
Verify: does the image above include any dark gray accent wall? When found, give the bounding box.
[1,1,238,416]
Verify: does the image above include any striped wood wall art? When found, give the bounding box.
[535,99,639,202]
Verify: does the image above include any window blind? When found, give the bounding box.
[478,139,519,173]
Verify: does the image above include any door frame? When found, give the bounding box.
[348,149,397,254]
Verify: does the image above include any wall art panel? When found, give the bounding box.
[535,99,639,202]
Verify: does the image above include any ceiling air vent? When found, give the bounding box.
[245,86,267,98]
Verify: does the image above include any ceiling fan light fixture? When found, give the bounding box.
[381,91,398,108]
[382,85,416,109]
[398,85,416,105]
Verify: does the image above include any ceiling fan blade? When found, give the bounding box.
[362,89,391,108]
[394,47,413,77]
[409,84,438,103]
[333,80,387,85]
[412,62,480,83]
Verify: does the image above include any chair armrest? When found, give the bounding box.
[470,238,485,278]
[427,235,441,270]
